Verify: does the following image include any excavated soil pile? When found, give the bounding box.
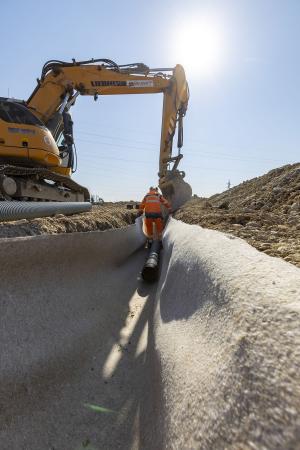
[175,163,300,268]
[0,203,138,238]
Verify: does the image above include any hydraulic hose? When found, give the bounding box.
[0,202,92,222]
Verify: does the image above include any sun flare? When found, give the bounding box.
[175,16,225,78]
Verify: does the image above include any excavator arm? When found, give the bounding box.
[27,59,190,201]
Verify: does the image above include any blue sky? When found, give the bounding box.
[1,0,299,200]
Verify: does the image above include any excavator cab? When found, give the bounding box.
[0,97,61,168]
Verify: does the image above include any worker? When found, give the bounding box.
[139,187,171,241]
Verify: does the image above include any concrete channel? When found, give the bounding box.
[0,218,300,449]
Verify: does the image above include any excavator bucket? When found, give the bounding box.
[159,170,192,211]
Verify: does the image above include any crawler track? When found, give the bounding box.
[0,164,90,201]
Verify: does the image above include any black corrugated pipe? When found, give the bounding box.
[0,202,92,222]
[142,240,161,282]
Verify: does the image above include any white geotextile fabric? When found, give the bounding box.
[149,218,300,450]
[0,220,147,450]
[1,215,300,449]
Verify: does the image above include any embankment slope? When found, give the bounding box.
[149,219,300,449]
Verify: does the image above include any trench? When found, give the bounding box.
[1,219,300,450]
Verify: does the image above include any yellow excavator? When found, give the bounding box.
[0,58,191,208]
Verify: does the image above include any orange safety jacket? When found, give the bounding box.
[139,190,171,218]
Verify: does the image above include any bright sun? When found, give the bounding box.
[175,16,225,78]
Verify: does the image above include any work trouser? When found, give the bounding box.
[143,213,164,239]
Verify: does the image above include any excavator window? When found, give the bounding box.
[0,100,44,127]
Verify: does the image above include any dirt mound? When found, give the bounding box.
[0,203,138,238]
[175,163,300,268]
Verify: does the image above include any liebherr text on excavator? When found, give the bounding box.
[0,58,191,208]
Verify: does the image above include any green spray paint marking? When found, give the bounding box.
[83,403,115,414]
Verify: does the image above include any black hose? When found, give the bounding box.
[41,58,120,80]
[142,240,161,282]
